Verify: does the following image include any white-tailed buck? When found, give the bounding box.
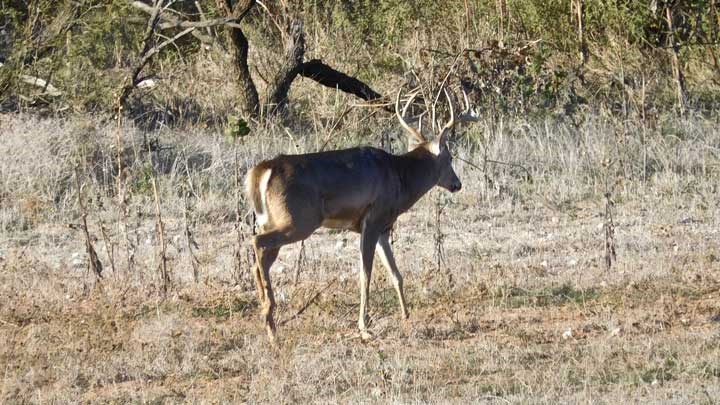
[245,85,477,340]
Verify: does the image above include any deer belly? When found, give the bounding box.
[321,218,357,230]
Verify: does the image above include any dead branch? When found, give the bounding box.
[126,1,387,119]
[183,194,201,283]
[279,279,337,326]
[194,1,213,36]
[137,26,196,71]
[119,1,207,109]
[0,62,62,97]
[265,19,386,116]
[146,139,170,294]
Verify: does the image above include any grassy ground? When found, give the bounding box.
[1,113,719,403]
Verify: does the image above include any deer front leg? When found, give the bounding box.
[358,222,380,334]
[376,232,409,319]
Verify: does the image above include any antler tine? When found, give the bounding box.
[461,88,470,112]
[417,111,427,135]
[440,87,455,135]
[395,87,425,144]
[458,87,480,123]
[401,88,420,118]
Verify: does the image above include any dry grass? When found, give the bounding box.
[1,112,719,403]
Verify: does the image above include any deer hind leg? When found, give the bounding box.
[252,264,265,302]
[376,232,409,319]
[252,224,317,341]
[252,239,280,341]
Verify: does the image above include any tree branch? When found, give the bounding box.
[136,27,196,80]
[265,19,386,117]
[158,16,236,30]
[298,59,383,101]
[215,0,259,117]
[266,18,305,114]
[129,1,215,44]
[118,0,163,109]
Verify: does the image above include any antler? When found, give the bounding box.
[395,87,426,144]
[439,87,455,136]
[438,87,479,140]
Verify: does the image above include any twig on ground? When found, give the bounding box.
[0,318,19,328]
[183,193,200,283]
[280,279,337,326]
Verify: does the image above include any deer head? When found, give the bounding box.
[395,85,477,193]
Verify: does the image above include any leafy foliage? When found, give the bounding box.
[1,0,719,118]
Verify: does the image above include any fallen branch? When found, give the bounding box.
[0,62,62,96]
[0,318,19,328]
[279,279,337,326]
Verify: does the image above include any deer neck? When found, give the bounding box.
[395,147,439,212]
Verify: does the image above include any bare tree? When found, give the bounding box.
[214,0,260,117]
[125,0,385,121]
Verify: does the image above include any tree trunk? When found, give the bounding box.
[665,4,686,113]
[216,0,259,118]
[574,0,588,65]
[266,19,305,115]
[495,0,506,40]
[227,25,260,117]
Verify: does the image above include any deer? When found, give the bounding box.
[245,85,477,341]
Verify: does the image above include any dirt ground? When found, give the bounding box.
[2,195,719,403]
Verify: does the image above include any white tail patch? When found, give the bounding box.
[256,168,272,227]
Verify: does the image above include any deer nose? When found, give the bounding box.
[450,181,462,193]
